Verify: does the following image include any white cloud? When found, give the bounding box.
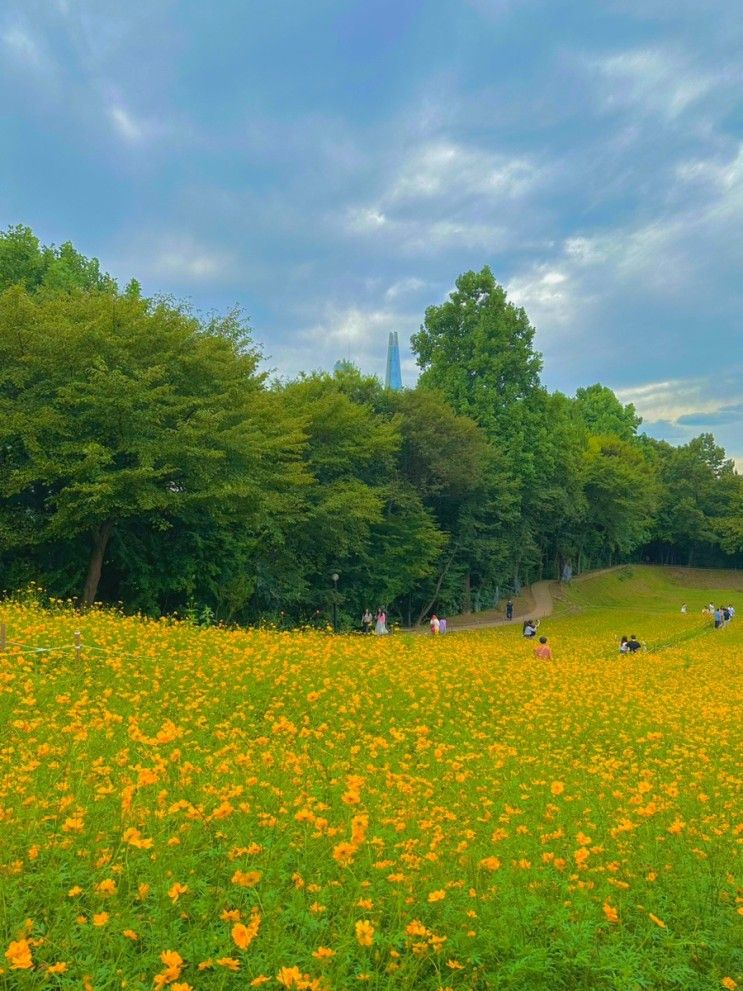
[108,104,145,143]
[591,47,716,120]
[385,277,427,300]
[388,141,539,204]
[2,26,48,72]
[507,265,580,329]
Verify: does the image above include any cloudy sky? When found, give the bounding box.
[2,1,742,464]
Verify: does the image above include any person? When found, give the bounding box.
[619,636,630,654]
[680,603,687,614]
[361,608,373,634]
[375,609,388,635]
[534,635,552,660]
[728,603,735,619]
[708,602,715,615]
[523,619,538,638]
[439,616,447,635]
[626,634,642,653]
[713,606,722,629]
[506,599,514,621]
[430,614,440,635]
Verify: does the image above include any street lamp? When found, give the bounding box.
[331,573,339,632]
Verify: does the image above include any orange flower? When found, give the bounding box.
[721,978,737,990]
[232,911,261,950]
[5,939,33,970]
[479,856,502,871]
[312,946,335,960]
[123,929,139,941]
[168,882,189,902]
[47,962,68,974]
[92,912,109,927]
[96,878,117,895]
[332,841,357,867]
[231,870,261,888]
[648,913,666,929]
[602,902,619,924]
[216,957,240,970]
[428,890,446,902]
[550,781,565,795]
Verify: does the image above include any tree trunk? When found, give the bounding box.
[83,520,114,605]
[415,545,459,626]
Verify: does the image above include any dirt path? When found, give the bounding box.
[410,566,625,634]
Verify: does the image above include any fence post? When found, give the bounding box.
[0,623,5,652]
[75,631,81,662]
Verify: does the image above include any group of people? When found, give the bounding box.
[521,616,553,659]
[704,602,735,628]
[361,609,389,635]
[430,614,447,634]
[619,634,643,653]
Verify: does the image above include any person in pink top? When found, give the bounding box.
[534,636,553,660]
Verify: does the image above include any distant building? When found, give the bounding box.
[385,331,403,390]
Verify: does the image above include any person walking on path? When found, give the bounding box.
[534,636,552,660]
[506,599,514,621]
[361,609,373,634]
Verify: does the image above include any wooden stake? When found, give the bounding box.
[75,631,81,662]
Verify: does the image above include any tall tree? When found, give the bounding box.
[411,267,542,437]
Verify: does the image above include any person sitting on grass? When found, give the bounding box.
[626,634,642,653]
[619,636,630,654]
[534,635,552,660]
[523,619,538,638]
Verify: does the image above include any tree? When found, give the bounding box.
[411,267,542,437]
[0,287,304,603]
[0,224,116,295]
[581,436,659,563]
[574,383,641,441]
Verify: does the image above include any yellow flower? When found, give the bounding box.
[122,930,139,941]
[721,978,737,990]
[96,878,117,895]
[428,890,446,902]
[550,781,565,795]
[47,962,68,974]
[92,912,109,927]
[355,920,375,947]
[648,913,666,929]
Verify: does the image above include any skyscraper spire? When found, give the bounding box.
[385,331,402,390]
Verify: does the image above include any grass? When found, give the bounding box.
[0,567,741,991]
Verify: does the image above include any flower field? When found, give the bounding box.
[1,570,741,990]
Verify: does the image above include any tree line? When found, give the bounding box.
[1,225,741,626]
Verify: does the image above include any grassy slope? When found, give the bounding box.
[454,564,743,659]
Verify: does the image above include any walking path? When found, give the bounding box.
[414,566,624,634]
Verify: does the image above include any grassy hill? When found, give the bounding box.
[0,571,740,990]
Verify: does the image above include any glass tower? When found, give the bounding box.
[385,331,403,390]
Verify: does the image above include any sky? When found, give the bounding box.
[2,0,742,465]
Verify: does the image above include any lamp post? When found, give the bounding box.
[331,573,339,632]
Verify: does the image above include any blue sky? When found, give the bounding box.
[2,0,742,464]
